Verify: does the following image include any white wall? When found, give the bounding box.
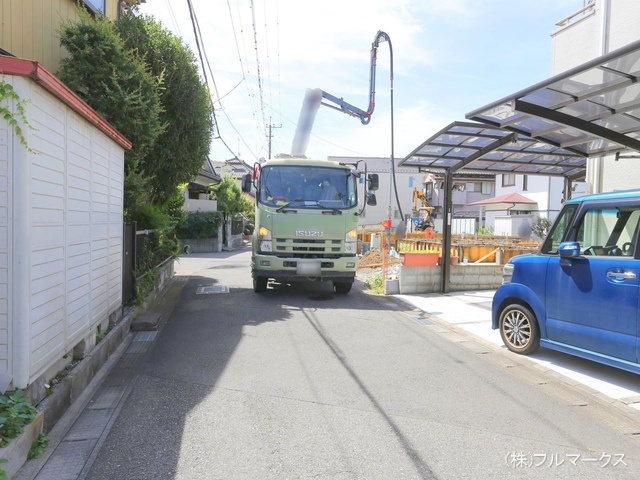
[0,78,13,375]
[552,0,640,193]
[5,76,125,388]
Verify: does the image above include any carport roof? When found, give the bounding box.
[399,121,586,179]
[466,38,640,159]
[400,38,640,180]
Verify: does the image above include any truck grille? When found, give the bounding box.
[275,238,342,256]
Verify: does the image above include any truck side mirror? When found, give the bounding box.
[241,173,252,193]
[368,174,379,191]
[366,193,377,206]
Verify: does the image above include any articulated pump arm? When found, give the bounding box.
[290,31,391,157]
[320,30,390,125]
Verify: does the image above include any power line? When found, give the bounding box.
[249,0,267,133]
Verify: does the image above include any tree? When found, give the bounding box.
[57,8,164,179]
[212,175,252,224]
[116,12,214,202]
[57,8,165,221]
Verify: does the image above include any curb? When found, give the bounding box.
[36,307,137,435]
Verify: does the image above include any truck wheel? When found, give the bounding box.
[333,282,352,294]
[499,304,540,355]
[253,276,268,293]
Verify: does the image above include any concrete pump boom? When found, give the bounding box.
[290,30,391,157]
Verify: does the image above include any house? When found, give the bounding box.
[1,0,140,73]
[328,156,496,234]
[328,156,423,228]
[470,193,538,237]
[210,157,254,187]
[551,0,640,193]
[469,0,639,233]
[425,172,496,234]
[182,157,220,213]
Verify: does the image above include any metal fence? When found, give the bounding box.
[122,223,175,305]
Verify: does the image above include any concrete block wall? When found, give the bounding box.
[398,264,504,294]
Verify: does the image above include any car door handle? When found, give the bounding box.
[607,271,636,280]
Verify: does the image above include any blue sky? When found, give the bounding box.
[138,0,585,163]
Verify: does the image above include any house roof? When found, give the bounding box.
[469,192,537,206]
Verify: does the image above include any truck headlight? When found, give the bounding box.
[502,263,514,284]
[344,228,357,254]
[259,226,272,252]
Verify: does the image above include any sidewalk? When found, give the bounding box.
[14,281,186,480]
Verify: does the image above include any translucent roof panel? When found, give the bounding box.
[399,121,586,178]
[466,38,640,157]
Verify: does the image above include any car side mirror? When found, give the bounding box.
[559,241,580,259]
[366,192,377,206]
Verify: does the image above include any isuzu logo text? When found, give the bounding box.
[296,230,324,237]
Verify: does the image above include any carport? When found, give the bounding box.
[399,38,640,293]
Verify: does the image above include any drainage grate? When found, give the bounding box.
[196,285,230,294]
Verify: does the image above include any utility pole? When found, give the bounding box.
[266,117,281,159]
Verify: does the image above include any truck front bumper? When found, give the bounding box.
[252,254,357,282]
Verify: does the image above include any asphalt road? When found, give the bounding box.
[85,247,640,479]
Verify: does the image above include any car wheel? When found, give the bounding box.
[253,276,268,293]
[499,304,540,355]
[333,282,352,294]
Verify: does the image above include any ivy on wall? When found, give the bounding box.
[0,78,33,151]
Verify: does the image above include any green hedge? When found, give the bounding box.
[175,211,223,239]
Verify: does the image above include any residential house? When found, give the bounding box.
[183,157,220,213]
[328,156,496,234]
[551,0,640,193]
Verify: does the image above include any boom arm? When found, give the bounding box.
[290,31,391,157]
[319,30,390,125]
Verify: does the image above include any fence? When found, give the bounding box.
[122,223,176,304]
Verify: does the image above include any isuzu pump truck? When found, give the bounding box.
[242,156,378,293]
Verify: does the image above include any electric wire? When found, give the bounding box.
[249,0,268,134]
[234,0,262,151]
[164,0,182,35]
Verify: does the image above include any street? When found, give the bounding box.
[78,247,640,478]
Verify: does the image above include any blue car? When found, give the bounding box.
[492,189,640,374]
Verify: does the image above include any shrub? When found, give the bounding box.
[175,211,223,239]
[0,390,38,447]
[531,215,553,239]
[365,273,384,294]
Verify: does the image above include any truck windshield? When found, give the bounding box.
[258,165,357,209]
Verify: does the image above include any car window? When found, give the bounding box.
[576,207,640,257]
[541,205,577,254]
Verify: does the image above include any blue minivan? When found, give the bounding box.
[492,189,640,374]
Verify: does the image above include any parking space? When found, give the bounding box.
[396,290,640,412]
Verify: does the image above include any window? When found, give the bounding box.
[576,207,640,257]
[541,205,577,254]
[466,182,481,192]
[481,182,493,195]
[82,0,105,15]
[502,174,516,187]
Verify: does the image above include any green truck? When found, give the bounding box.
[242,155,378,293]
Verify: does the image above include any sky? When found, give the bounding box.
[138,0,586,164]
